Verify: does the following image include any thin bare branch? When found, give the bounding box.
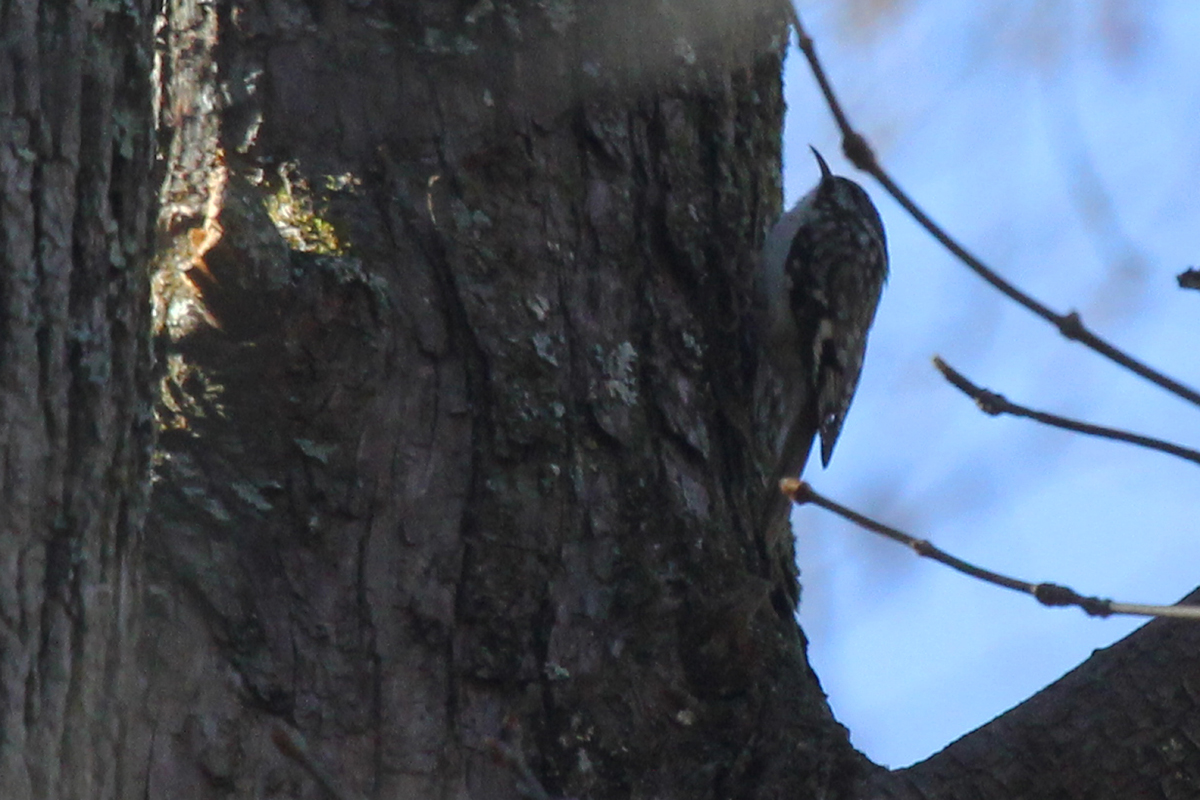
[1109,602,1200,621]
[783,479,1200,621]
[934,356,1200,467]
[785,9,1200,409]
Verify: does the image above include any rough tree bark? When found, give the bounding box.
[0,0,157,797]
[131,0,1200,798]
[5,0,1200,798]
[134,0,874,797]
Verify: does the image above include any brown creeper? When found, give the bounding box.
[758,147,888,478]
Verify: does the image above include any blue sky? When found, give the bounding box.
[784,0,1200,768]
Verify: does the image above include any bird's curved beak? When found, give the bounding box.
[809,146,832,183]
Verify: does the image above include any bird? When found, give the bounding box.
[757,146,888,482]
[753,147,888,614]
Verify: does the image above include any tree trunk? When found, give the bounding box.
[0,0,157,797]
[6,0,1184,797]
[135,0,874,797]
